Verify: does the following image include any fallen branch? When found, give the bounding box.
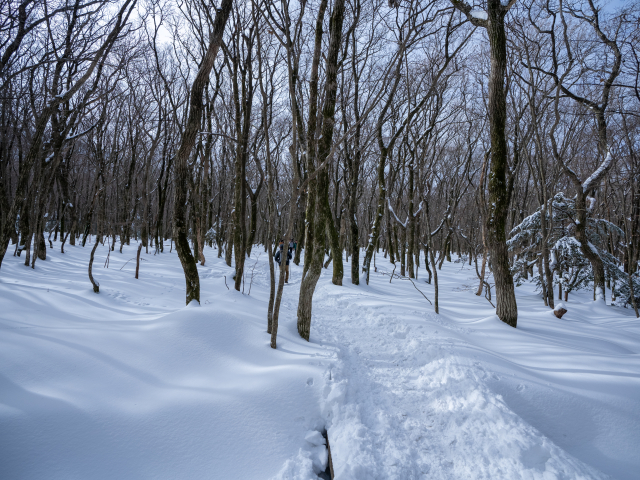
[406,276,433,305]
[484,281,495,308]
[377,268,432,305]
[119,256,147,271]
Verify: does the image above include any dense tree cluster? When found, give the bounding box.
[1,0,639,346]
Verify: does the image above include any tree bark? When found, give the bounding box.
[89,235,101,293]
[484,1,517,326]
[449,0,518,326]
[135,242,143,279]
[300,0,328,281]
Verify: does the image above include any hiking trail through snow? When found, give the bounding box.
[284,271,612,480]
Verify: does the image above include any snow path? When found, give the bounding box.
[303,271,617,479]
[290,256,639,480]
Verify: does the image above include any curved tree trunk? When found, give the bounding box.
[135,242,143,279]
[172,0,232,305]
[88,234,101,293]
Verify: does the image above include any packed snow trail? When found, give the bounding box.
[1,242,639,479]
[277,255,640,480]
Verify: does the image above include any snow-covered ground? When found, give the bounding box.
[1,240,639,479]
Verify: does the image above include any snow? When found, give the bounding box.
[549,248,558,270]
[1,241,639,479]
[582,149,612,192]
[387,199,407,228]
[0,241,328,479]
[413,200,424,217]
[470,9,488,20]
[309,268,639,480]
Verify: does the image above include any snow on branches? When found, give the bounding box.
[509,193,628,302]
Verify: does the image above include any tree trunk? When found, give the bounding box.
[575,189,606,301]
[172,0,232,305]
[407,164,415,278]
[135,243,143,279]
[89,235,101,293]
[300,0,328,281]
[485,0,517,327]
[322,182,343,285]
[297,0,344,340]
[364,147,388,284]
[232,45,253,291]
[476,249,487,296]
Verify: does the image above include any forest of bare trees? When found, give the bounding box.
[2,0,639,347]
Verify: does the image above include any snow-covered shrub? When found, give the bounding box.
[552,236,592,295]
[204,227,216,244]
[509,193,628,301]
[612,271,640,308]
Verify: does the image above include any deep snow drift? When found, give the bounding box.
[1,240,638,479]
